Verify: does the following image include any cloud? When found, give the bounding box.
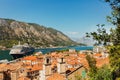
[64,31,82,39]
[66,31,80,35]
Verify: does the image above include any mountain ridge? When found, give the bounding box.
[0,18,77,49]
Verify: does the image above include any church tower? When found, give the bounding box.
[42,56,52,80]
[57,57,66,75]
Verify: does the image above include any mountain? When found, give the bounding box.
[0,18,77,49]
[73,37,94,46]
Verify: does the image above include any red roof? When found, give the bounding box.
[17,76,30,80]
[23,56,37,61]
[93,53,102,57]
[47,73,65,80]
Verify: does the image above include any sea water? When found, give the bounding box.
[0,46,93,61]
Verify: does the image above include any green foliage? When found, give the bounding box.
[86,0,120,45]
[86,55,97,71]
[0,18,79,49]
[75,74,82,80]
[94,66,112,80]
[86,55,112,80]
[105,0,120,79]
[0,40,18,48]
[108,45,120,79]
[109,46,120,71]
[56,49,69,53]
[86,0,120,79]
[86,24,110,45]
[116,78,120,80]
[86,55,97,79]
[105,0,120,45]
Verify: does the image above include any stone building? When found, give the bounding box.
[0,52,87,80]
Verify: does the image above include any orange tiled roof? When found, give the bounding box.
[67,68,76,72]
[0,63,7,71]
[32,64,42,71]
[47,73,65,80]
[51,60,57,68]
[96,57,109,68]
[0,62,22,71]
[17,76,30,80]
[78,54,86,58]
[67,60,80,65]
[65,56,80,66]
[79,58,89,69]
[26,64,43,72]
[0,75,3,79]
[25,66,32,70]
[23,56,37,61]
[93,53,102,57]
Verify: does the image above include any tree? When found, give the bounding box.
[86,55,97,80]
[95,65,112,80]
[86,0,120,45]
[109,45,120,79]
[86,54,112,80]
[86,0,120,79]
[75,74,82,80]
[105,0,120,45]
[86,24,110,45]
[104,0,120,79]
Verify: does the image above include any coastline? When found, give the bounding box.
[0,46,93,61]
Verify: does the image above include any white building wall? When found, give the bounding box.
[39,70,45,80]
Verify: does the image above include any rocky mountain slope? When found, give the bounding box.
[0,18,77,48]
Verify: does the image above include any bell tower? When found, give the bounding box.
[57,57,66,75]
[42,56,52,80]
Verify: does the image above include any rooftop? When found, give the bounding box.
[17,76,30,80]
[47,73,65,80]
[23,56,37,61]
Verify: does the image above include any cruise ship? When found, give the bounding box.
[9,43,35,59]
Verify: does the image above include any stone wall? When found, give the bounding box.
[67,66,86,80]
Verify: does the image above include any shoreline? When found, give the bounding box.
[0,46,93,61]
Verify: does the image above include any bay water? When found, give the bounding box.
[0,46,93,61]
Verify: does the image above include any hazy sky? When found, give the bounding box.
[0,0,112,40]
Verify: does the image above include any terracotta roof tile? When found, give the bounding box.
[96,57,109,68]
[78,54,86,58]
[51,60,57,68]
[23,56,37,61]
[67,68,76,72]
[26,64,43,72]
[0,62,22,71]
[17,76,30,80]
[47,73,65,80]
[93,53,102,57]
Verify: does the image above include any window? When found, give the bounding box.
[46,58,49,64]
